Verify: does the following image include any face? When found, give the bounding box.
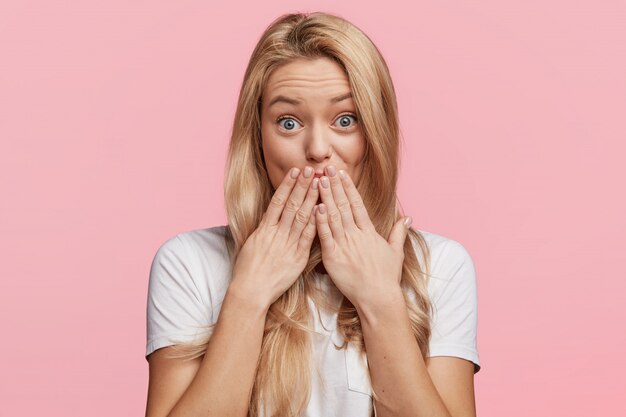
[260,57,366,195]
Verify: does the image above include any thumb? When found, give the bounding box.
[388,216,412,252]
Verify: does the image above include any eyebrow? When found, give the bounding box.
[267,92,353,108]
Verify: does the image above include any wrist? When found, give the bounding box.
[226,279,272,315]
[354,286,406,325]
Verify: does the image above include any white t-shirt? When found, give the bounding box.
[145,225,481,416]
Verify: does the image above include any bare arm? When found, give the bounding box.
[146,283,269,417]
[356,289,476,417]
[310,167,477,417]
[146,167,320,417]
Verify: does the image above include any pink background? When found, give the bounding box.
[1,1,624,416]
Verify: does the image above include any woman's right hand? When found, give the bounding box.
[229,166,320,309]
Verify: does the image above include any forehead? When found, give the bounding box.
[263,57,350,97]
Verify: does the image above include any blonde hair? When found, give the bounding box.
[166,11,434,416]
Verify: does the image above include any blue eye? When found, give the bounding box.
[334,114,358,128]
[277,116,302,131]
[276,114,358,131]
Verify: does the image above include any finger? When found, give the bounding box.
[326,165,356,231]
[265,168,300,226]
[289,177,319,241]
[315,204,335,252]
[297,205,318,256]
[338,169,375,231]
[388,216,412,253]
[318,175,345,242]
[278,166,315,233]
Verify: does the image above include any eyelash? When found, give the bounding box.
[275,113,358,131]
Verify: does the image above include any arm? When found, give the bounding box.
[355,289,476,417]
[146,282,269,417]
[312,167,479,416]
[146,168,320,417]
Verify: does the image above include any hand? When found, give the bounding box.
[314,166,412,308]
[230,167,320,309]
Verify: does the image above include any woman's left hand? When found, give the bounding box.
[314,165,412,309]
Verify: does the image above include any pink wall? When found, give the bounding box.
[1,1,624,415]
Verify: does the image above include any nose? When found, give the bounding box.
[305,123,332,163]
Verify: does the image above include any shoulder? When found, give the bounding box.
[171,225,231,261]
[156,225,230,265]
[413,229,481,373]
[151,225,233,297]
[147,225,233,340]
[412,228,474,274]
[410,228,477,294]
[146,226,231,358]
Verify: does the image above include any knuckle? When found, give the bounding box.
[301,226,316,240]
[294,209,309,225]
[270,194,286,207]
[318,228,332,240]
[285,198,300,212]
[337,200,351,213]
[363,217,375,228]
[330,211,342,224]
[297,177,310,190]
[350,197,365,209]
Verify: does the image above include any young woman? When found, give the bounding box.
[145,12,480,417]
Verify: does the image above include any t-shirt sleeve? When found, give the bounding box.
[427,240,481,374]
[145,234,210,360]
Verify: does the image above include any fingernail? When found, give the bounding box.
[403,216,413,227]
[321,176,330,188]
[338,170,347,180]
[312,178,319,190]
[291,168,300,178]
[319,204,327,214]
[327,166,336,177]
[303,166,313,178]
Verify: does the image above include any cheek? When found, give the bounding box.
[261,135,294,189]
[340,135,366,164]
[339,129,365,158]
[269,167,286,190]
[356,131,367,157]
[344,136,366,182]
[262,150,283,189]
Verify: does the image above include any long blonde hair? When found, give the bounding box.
[166,11,434,416]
